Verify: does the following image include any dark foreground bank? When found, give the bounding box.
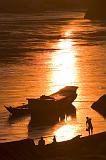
[0,132,106,160]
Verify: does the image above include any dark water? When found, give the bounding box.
[0,11,106,144]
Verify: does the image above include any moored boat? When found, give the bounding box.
[5,86,78,119]
[29,86,78,124]
[4,104,29,116]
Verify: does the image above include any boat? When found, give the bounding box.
[29,86,78,124]
[4,104,29,116]
[5,86,78,119]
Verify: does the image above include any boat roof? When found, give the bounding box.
[27,86,78,101]
[50,86,78,101]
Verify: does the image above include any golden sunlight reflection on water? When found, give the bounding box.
[42,31,80,143]
[50,35,78,93]
[54,124,76,142]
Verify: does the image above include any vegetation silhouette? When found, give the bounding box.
[85,0,106,19]
[0,0,86,13]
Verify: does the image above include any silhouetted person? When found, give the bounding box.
[52,135,56,144]
[86,117,93,135]
[38,136,45,146]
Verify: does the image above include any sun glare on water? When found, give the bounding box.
[50,34,77,93]
[54,124,76,142]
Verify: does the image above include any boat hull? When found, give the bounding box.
[5,105,29,116]
[5,86,78,124]
[30,98,76,125]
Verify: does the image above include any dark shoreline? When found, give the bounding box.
[0,8,86,14]
[0,132,106,160]
[0,0,86,14]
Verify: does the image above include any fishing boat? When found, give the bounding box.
[5,86,78,119]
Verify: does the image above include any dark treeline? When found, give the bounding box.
[85,0,106,19]
[0,0,86,13]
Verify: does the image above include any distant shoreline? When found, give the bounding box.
[0,8,86,14]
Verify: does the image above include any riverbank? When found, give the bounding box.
[0,132,106,160]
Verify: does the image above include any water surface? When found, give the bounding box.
[0,11,106,144]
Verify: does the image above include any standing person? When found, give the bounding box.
[86,117,93,135]
[52,135,56,144]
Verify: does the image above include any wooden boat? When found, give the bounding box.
[4,104,29,116]
[5,86,78,119]
[29,86,78,124]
